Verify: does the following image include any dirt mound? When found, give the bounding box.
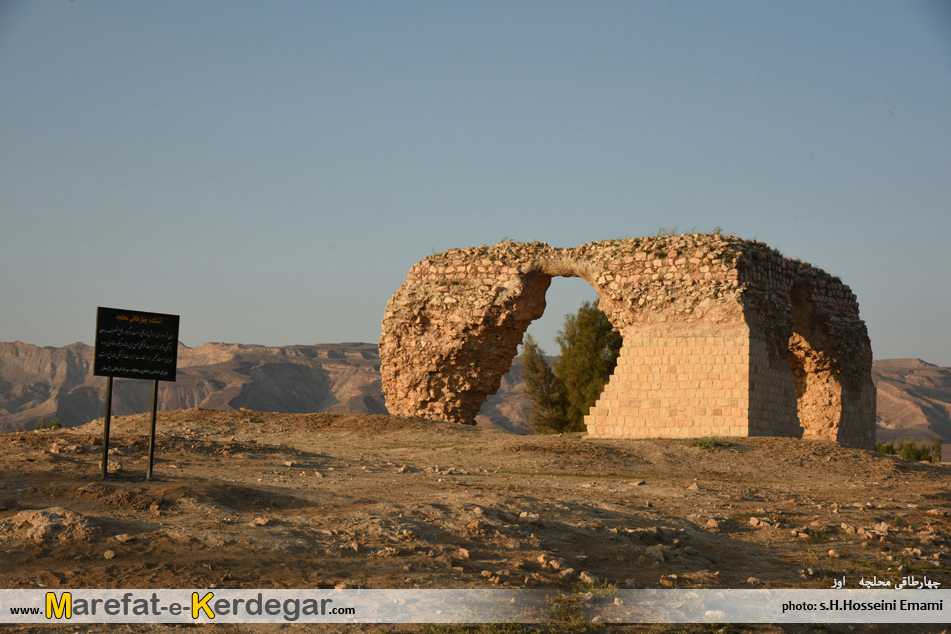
[9,507,99,543]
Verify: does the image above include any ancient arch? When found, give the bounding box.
[379,235,876,448]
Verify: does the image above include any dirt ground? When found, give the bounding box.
[1,409,949,634]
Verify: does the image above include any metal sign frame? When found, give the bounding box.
[93,307,180,480]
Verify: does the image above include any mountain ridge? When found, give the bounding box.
[2,341,949,442]
[0,340,387,434]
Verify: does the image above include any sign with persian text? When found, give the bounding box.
[93,307,180,382]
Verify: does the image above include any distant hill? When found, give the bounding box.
[872,358,951,443]
[0,341,386,434]
[2,341,949,441]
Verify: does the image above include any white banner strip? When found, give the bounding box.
[602,590,951,624]
[0,589,948,624]
[0,590,550,624]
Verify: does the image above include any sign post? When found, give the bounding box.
[93,307,180,480]
[147,379,159,480]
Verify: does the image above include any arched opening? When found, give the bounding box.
[524,276,601,357]
[786,281,842,441]
[474,275,612,434]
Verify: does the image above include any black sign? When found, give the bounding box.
[93,307,180,382]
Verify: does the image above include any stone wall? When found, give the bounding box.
[379,235,876,448]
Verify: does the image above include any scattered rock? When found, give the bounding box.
[579,571,597,585]
[103,550,116,560]
[548,558,569,571]
[658,575,677,588]
[519,512,540,525]
[747,577,761,585]
[645,544,666,562]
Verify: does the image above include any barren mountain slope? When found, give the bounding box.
[0,342,385,433]
[873,359,951,443]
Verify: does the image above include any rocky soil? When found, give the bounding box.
[1,409,950,634]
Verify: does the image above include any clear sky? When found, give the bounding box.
[1,1,949,365]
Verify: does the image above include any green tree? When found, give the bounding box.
[553,301,623,427]
[519,334,569,433]
[520,301,622,433]
[898,440,919,460]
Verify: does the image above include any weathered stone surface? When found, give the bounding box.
[380,235,875,448]
[12,507,99,543]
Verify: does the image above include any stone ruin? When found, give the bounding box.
[379,235,876,449]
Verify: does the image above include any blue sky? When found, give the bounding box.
[1,0,949,365]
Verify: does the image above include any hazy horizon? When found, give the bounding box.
[2,338,947,369]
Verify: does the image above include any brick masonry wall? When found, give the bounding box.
[747,335,799,436]
[585,321,752,438]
